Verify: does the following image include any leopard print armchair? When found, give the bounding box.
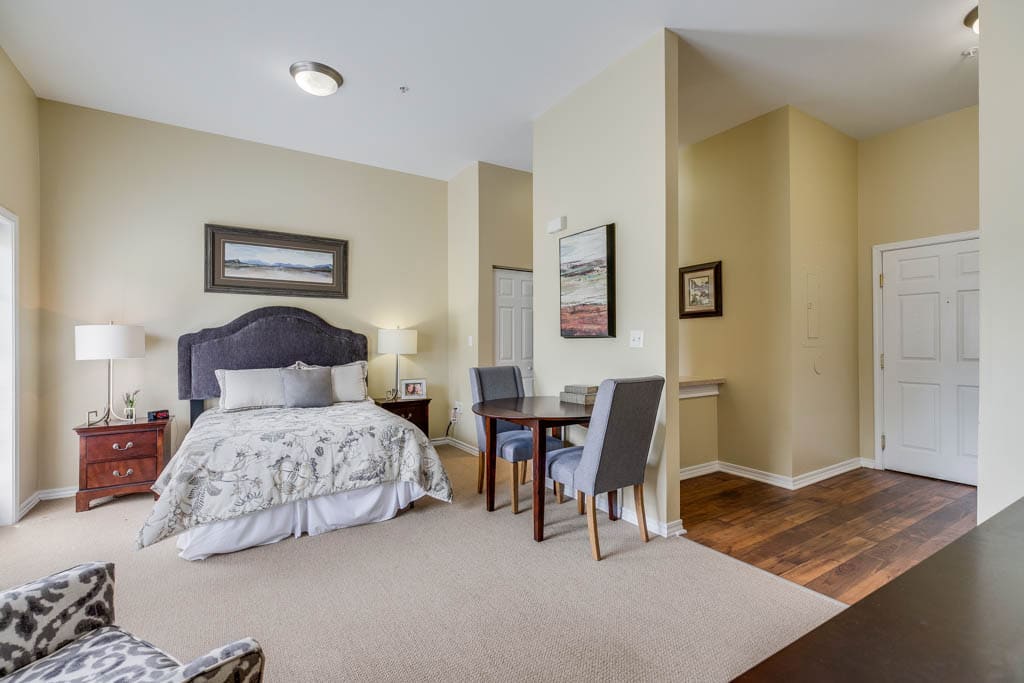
[0,563,264,682]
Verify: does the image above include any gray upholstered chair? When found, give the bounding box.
[470,366,562,513]
[545,376,665,560]
[0,563,264,682]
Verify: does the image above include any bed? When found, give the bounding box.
[136,307,452,560]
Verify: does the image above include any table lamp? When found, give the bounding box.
[75,323,145,425]
[377,327,417,400]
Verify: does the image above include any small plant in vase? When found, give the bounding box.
[122,390,140,422]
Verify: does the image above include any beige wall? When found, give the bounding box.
[788,108,859,476]
[678,397,718,468]
[856,106,979,462]
[0,47,40,507]
[445,162,533,447]
[534,30,680,529]
[37,101,449,492]
[678,108,793,475]
[678,106,858,478]
[978,0,1024,521]
[446,164,480,446]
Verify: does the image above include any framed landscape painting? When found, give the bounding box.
[679,260,722,318]
[205,224,348,298]
[559,224,615,338]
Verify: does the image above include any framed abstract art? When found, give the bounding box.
[559,224,615,338]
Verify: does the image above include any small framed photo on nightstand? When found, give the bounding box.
[400,379,427,399]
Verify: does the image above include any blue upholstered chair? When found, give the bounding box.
[546,376,665,560]
[470,366,562,513]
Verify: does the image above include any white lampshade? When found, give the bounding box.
[377,328,417,355]
[75,324,145,360]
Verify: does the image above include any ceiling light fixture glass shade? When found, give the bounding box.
[964,6,979,34]
[290,61,343,96]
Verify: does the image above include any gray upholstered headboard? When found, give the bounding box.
[179,306,367,423]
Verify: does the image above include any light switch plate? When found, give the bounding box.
[629,330,644,348]
[467,335,473,347]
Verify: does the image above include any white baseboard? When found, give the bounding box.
[431,437,477,455]
[719,461,794,489]
[679,461,719,480]
[860,458,881,470]
[17,486,77,521]
[679,457,867,491]
[791,458,862,489]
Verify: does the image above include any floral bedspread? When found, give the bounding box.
[137,401,452,548]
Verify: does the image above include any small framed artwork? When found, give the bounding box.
[679,261,722,318]
[205,224,348,298]
[559,223,616,338]
[400,379,427,399]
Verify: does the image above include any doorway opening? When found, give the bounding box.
[493,267,534,395]
[872,231,980,485]
[0,206,18,526]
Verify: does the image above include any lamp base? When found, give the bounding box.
[86,406,134,426]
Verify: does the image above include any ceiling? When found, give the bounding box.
[0,0,979,180]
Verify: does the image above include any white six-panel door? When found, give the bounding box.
[881,238,979,484]
[494,269,534,395]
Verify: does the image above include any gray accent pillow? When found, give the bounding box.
[215,368,285,411]
[282,367,333,408]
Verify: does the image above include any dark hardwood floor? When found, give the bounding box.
[679,468,977,604]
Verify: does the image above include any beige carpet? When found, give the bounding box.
[0,446,843,681]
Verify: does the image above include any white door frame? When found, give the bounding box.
[872,230,980,470]
[0,205,19,526]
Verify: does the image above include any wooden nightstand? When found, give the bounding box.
[374,397,430,436]
[73,418,172,512]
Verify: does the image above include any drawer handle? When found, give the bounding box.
[112,468,134,478]
[112,441,134,451]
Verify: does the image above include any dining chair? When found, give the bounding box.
[545,376,665,560]
[469,366,562,513]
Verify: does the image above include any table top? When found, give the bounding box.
[472,396,594,422]
[738,496,1024,681]
[74,417,172,434]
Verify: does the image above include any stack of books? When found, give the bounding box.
[560,384,598,405]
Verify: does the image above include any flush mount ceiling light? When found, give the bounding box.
[964,6,979,34]
[289,61,343,96]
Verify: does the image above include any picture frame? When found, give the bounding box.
[559,223,616,338]
[400,378,427,400]
[205,223,348,298]
[679,261,722,318]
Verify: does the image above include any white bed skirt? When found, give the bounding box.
[175,481,426,560]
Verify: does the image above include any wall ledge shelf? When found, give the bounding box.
[678,376,725,399]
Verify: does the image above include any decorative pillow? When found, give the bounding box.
[215,368,285,411]
[282,367,333,408]
[295,360,368,402]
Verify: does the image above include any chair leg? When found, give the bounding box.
[634,484,649,543]
[586,494,601,561]
[510,462,520,514]
[477,452,484,494]
[555,482,565,504]
[576,491,585,515]
[608,490,618,521]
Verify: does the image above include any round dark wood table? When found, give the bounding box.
[472,396,593,541]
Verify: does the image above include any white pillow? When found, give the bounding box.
[215,368,285,411]
[295,360,368,402]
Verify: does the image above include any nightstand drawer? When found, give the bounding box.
[392,402,427,425]
[86,456,157,489]
[85,430,158,462]
[375,397,431,436]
